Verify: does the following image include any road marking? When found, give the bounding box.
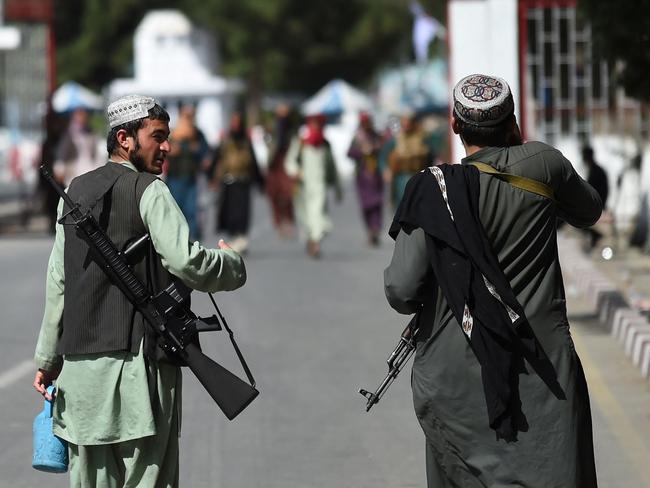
[0,359,34,389]
[572,330,650,485]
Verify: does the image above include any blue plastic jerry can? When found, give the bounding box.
[32,386,68,473]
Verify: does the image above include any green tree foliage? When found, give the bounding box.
[580,0,650,102]
[54,0,178,89]
[187,0,412,93]
[54,1,445,108]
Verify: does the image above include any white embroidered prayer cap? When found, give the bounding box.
[107,95,156,128]
[453,74,514,127]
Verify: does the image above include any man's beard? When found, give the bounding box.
[128,137,146,171]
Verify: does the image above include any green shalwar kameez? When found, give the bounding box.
[384,142,602,487]
[34,161,247,488]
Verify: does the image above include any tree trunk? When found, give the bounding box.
[245,52,264,127]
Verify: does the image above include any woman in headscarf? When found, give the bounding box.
[348,112,385,246]
[285,114,342,258]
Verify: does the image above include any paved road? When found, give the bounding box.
[1,184,649,487]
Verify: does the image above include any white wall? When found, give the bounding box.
[448,0,519,163]
[107,10,242,147]
[134,10,214,84]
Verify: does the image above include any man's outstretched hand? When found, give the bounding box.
[218,239,232,250]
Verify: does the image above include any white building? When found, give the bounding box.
[448,0,649,203]
[107,10,243,146]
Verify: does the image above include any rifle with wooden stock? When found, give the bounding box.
[41,165,258,420]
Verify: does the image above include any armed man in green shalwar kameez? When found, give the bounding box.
[33,95,247,487]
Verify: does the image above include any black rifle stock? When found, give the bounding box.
[359,315,418,411]
[41,165,258,420]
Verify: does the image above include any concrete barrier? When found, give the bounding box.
[586,279,618,309]
[560,235,650,381]
[597,290,628,331]
[632,334,650,368]
[623,323,650,357]
[612,309,644,342]
[640,346,650,379]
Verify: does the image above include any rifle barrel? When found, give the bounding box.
[40,165,76,208]
[358,318,419,412]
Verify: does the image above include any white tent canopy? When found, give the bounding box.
[52,81,103,113]
[300,79,374,178]
[301,79,372,116]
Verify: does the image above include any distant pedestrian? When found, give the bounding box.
[212,111,263,254]
[53,108,103,187]
[384,74,601,487]
[38,103,67,234]
[285,114,342,258]
[348,112,384,246]
[614,151,643,251]
[383,111,434,208]
[582,144,609,251]
[166,105,210,241]
[266,104,296,238]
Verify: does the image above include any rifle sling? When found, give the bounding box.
[469,161,556,202]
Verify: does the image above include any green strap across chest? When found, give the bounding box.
[469,161,556,202]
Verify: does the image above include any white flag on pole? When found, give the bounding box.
[411,2,446,63]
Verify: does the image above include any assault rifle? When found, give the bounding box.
[41,165,258,420]
[359,316,418,411]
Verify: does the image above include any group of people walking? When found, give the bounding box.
[163,100,442,259]
[163,106,261,253]
[347,110,438,248]
[162,104,341,258]
[33,72,614,488]
[41,97,441,259]
[580,142,646,255]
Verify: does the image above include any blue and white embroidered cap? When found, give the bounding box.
[453,74,514,127]
[107,95,156,128]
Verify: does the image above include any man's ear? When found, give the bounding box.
[451,115,460,135]
[115,129,132,150]
[451,115,469,148]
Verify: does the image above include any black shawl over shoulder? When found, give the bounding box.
[389,164,540,440]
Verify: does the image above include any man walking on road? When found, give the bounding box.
[384,74,602,487]
[33,95,247,487]
[581,144,609,251]
[166,104,210,242]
